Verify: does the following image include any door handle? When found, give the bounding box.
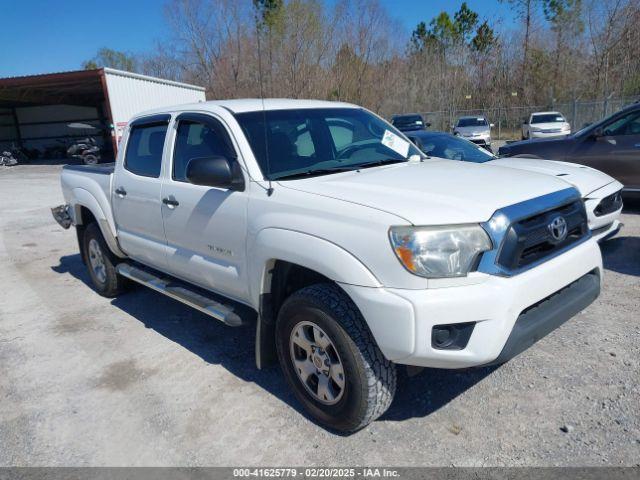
[115,187,127,197]
[162,197,179,208]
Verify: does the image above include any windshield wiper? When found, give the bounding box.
[348,158,413,170]
[270,166,356,180]
[271,157,416,180]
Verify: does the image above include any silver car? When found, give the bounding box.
[453,115,493,150]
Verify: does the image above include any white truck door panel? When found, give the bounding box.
[112,115,170,270]
[161,113,249,301]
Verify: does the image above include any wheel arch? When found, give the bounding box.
[71,189,126,259]
[251,229,382,369]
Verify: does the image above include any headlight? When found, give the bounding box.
[389,225,492,278]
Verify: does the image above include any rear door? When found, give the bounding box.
[570,109,640,189]
[112,114,170,270]
[160,112,249,302]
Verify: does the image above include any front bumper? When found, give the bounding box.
[464,136,491,147]
[529,130,570,139]
[341,237,602,368]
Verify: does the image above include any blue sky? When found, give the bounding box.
[0,0,517,78]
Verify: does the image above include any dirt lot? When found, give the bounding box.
[1,165,639,467]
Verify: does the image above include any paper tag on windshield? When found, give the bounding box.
[381,129,410,158]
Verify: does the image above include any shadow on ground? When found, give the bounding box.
[51,253,492,432]
[600,236,640,277]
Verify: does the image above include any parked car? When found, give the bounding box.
[407,130,623,242]
[53,99,602,433]
[453,115,493,150]
[499,102,640,192]
[522,111,571,139]
[391,113,430,132]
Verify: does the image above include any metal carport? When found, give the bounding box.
[0,68,205,163]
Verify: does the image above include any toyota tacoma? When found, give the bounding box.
[53,99,602,433]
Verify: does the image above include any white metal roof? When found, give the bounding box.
[103,68,206,91]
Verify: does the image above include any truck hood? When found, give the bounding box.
[488,157,615,196]
[278,159,575,225]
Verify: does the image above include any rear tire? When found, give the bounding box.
[275,283,396,433]
[83,223,126,297]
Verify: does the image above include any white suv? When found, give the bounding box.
[523,111,571,139]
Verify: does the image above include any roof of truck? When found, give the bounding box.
[132,98,359,119]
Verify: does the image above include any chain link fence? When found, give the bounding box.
[409,97,639,141]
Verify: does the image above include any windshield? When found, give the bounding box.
[392,115,424,129]
[573,107,639,137]
[234,108,422,179]
[531,114,565,124]
[457,117,488,127]
[411,134,495,163]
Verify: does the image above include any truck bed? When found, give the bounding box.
[63,163,115,175]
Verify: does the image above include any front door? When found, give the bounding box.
[160,113,249,302]
[112,115,170,270]
[570,109,640,189]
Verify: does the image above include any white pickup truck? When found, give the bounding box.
[53,99,602,433]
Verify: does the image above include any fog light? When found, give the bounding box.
[432,322,475,350]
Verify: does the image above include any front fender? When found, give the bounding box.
[249,228,381,306]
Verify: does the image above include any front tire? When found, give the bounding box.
[83,223,126,297]
[275,284,396,433]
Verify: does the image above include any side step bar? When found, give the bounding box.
[116,263,253,327]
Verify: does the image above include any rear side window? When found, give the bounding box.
[172,119,235,182]
[124,124,168,177]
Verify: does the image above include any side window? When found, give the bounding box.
[294,126,315,157]
[604,111,640,136]
[173,119,234,182]
[124,124,168,178]
[328,121,355,151]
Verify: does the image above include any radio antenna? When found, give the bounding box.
[256,15,273,196]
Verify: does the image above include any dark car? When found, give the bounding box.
[405,130,494,163]
[391,113,430,132]
[498,102,640,191]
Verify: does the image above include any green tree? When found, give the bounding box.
[253,0,284,31]
[410,3,483,52]
[82,48,137,72]
[454,2,479,43]
[543,0,583,92]
[471,21,496,53]
[409,21,429,52]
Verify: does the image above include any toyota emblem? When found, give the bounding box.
[548,215,568,243]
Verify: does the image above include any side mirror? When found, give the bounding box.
[591,127,604,139]
[186,156,244,191]
[425,122,432,128]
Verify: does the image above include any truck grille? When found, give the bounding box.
[594,190,623,217]
[496,200,589,271]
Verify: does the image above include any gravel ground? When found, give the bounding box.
[0,164,639,466]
